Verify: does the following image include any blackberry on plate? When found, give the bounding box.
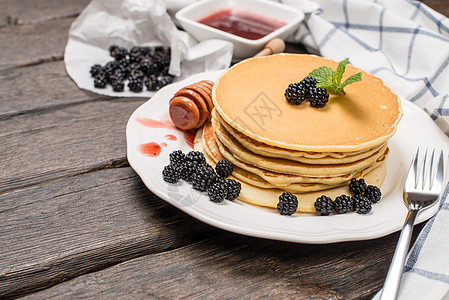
[314,195,334,216]
[215,160,233,178]
[162,164,181,183]
[333,195,353,214]
[208,182,228,203]
[285,82,307,104]
[223,179,241,200]
[349,178,367,195]
[308,87,329,108]
[169,150,186,166]
[128,77,143,92]
[179,160,198,182]
[191,164,216,191]
[186,151,206,165]
[364,185,382,203]
[90,64,103,77]
[353,194,372,214]
[277,192,298,216]
[94,74,108,88]
[299,76,317,90]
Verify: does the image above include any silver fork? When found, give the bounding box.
[380,147,445,300]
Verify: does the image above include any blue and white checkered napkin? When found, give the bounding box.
[282,0,449,298]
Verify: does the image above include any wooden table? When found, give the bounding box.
[1,1,447,299]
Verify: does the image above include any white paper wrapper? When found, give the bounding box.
[64,0,233,98]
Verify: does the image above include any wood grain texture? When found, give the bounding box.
[0,167,222,299]
[1,0,90,27]
[0,97,149,194]
[0,17,74,70]
[0,61,105,119]
[22,226,424,300]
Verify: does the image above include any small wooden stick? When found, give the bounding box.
[253,38,286,57]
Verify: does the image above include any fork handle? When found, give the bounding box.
[380,209,418,300]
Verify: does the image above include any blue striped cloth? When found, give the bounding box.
[280,0,449,298]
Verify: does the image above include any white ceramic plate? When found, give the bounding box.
[126,70,449,244]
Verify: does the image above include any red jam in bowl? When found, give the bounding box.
[198,9,286,40]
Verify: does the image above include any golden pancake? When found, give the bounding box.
[212,54,402,152]
[213,109,386,164]
[195,128,387,213]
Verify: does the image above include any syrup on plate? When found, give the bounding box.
[198,9,285,40]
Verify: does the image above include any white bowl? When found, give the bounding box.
[175,0,304,59]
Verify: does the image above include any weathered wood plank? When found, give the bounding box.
[0,167,222,299]
[0,98,145,193]
[1,0,89,27]
[0,60,106,118]
[22,225,424,300]
[0,17,74,70]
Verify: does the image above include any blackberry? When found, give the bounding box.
[333,195,353,214]
[353,194,372,214]
[90,64,103,77]
[109,69,126,83]
[140,58,156,75]
[314,195,334,216]
[144,75,158,91]
[169,150,186,166]
[93,74,108,88]
[285,82,307,104]
[103,61,118,78]
[111,80,125,92]
[179,161,198,182]
[208,182,228,203]
[130,69,144,80]
[223,179,241,200]
[299,76,317,90]
[109,45,128,61]
[277,192,298,216]
[128,77,143,92]
[129,46,145,64]
[308,87,329,108]
[191,164,216,191]
[215,160,233,178]
[186,151,206,165]
[156,75,174,89]
[162,164,181,183]
[364,185,382,203]
[349,178,367,195]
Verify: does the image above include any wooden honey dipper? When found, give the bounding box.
[169,38,286,130]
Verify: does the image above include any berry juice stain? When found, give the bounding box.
[136,117,176,129]
[184,130,197,149]
[165,134,177,141]
[139,142,162,157]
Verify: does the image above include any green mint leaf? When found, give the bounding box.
[308,66,335,84]
[308,58,362,95]
[315,82,339,94]
[335,58,349,86]
[336,72,362,93]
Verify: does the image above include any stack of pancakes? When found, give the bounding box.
[195,54,402,213]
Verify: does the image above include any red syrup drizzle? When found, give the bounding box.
[165,134,177,141]
[137,114,198,149]
[184,130,197,149]
[139,142,162,157]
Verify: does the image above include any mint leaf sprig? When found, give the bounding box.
[308,58,361,95]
